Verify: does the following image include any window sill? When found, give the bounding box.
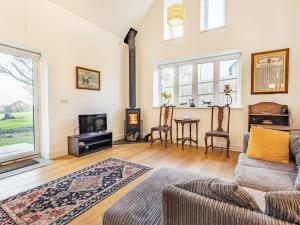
[152,105,244,110]
[200,25,227,33]
[163,35,184,42]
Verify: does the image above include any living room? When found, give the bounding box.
[0,0,299,224]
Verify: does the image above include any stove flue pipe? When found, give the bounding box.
[124,28,138,109]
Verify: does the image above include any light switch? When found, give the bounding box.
[60,99,68,103]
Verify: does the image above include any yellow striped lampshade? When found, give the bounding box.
[167,4,185,27]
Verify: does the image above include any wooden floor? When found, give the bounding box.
[0,143,239,225]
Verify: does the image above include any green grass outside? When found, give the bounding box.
[0,112,34,147]
[0,112,33,131]
[0,131,34,147]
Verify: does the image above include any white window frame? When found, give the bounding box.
[153,51,242,108]
[200,0,226,32]
[164,0,184,40]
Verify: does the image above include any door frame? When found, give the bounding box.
[0,44,41,163]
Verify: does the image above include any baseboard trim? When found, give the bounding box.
[113,134,124,141]
[204,142,242,152]
[49,149,67,159]
[229,144,243,152]
[171,140,242,152]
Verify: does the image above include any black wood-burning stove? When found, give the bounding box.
[125,108,141,141]
[124,28,142,142]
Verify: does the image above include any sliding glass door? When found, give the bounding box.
[0,45,40,162]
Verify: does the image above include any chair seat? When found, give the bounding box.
[206,130,229,137]
[151,126,171,131]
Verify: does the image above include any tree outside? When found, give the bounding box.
[0,53,34,151]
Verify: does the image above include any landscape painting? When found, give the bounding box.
[76,67,100,90]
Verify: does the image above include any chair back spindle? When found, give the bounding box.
[211,105,231,133]
[159,105,174,128]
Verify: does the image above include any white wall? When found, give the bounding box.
[136,0,300,150]
[0,0,127,158]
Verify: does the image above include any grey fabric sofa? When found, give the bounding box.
[103,168,205,225]
[234,133,300,192]
[103,168,296,225]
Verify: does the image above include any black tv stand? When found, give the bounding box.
[68,131,112,156]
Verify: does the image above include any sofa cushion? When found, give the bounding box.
[238,153,297,173]
[265,191,300,224]
[290,135,300,166]
[243,132,295,160]
[246,127,290,164]
[234,164,297,192]
[175,178,262,212]
[241,187,266,212]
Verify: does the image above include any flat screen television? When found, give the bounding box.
[79,114,107,134]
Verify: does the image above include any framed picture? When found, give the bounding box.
[251,48,289,94]
[76,66,100,90]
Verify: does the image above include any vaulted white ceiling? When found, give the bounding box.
[50,0,157,39]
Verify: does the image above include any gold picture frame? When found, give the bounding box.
[251,48,289,94]
[76,66,100,91]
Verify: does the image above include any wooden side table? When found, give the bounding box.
[174,118,200,150]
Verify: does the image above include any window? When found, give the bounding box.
[219,59,239,105]
[198,62,214,105]
[178,65,193,104]
[201,0,225,31]
[164,0,183,40]
[154,51,241,107]
[161,67,175,104]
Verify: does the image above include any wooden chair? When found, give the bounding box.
[150,105,175,148]
[205,105,231,158]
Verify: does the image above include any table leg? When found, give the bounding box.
[196,122,199,150]
[159,131,162,143]
[189,123,192,146]
[182,123,184,151]
[176,122,178,147]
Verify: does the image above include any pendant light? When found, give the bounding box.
[167,4,185,27]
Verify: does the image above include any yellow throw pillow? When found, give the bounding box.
[246,126,289,164]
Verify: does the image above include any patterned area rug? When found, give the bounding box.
[0,158,151,225]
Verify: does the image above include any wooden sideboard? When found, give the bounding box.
[248,102,291,132]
